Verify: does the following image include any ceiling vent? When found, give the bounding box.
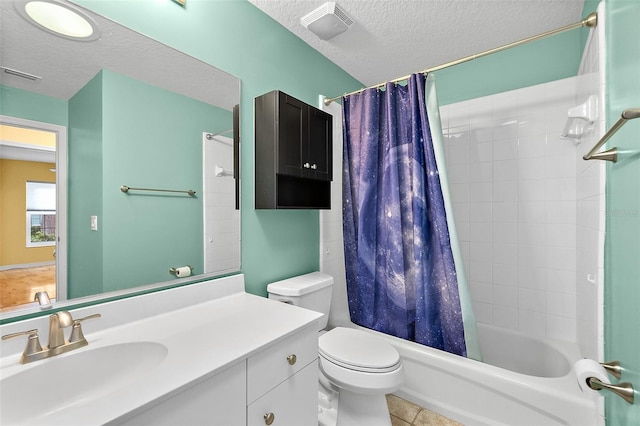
[301,2,353,41]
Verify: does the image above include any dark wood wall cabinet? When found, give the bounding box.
[255,90,333,209]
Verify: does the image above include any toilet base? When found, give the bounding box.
[336,390,391,426]
[318,386,392,426]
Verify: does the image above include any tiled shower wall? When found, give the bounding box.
[203,135,240,275]
[440,78,581,342]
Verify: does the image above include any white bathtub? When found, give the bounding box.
[335,321,602,425]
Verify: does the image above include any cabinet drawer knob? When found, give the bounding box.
[311,164,317,170]
[303,162,310,168]
[264,412,275,425]
[286,354,297,365]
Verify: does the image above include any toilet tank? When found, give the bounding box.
[267,272,334,330]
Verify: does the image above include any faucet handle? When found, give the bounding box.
[69,313,101,343]
[2,329,43,357]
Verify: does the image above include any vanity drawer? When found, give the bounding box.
[247,329,317,403]
[247,361,318,426]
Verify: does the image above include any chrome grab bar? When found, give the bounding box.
[583,108,640,162]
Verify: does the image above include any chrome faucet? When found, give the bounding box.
[1,311,101,364]
[48,311,74,349]
[33,291,52,308]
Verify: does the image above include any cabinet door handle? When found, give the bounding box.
[303,163,310,168]
[264,412,275,425]
[286,354,297,365]
[310,164,317,170]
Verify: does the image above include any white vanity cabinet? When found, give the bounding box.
[116,361,247,426]
[115,326,319,426]
[247,329,319,425]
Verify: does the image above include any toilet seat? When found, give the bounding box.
[319,327,401,373]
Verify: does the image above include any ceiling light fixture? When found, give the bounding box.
[15,0,101,41]
[301,2,353,41]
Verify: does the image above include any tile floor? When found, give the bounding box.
[386,394,462,426]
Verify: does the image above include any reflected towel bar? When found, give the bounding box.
[120,185,196,196]
[583,108,640,162]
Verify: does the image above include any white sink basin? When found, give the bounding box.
[1,342,168,425]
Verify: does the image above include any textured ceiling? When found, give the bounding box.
[250,0,586,88]
[0,0,239,111]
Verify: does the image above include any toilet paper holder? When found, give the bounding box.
[169,265,193,277]
[587,377,634,404]
[587,360,634,404]
[600,360,622,379]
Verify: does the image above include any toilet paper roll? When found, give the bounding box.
[175,266,192,278]
[574,358,610,395]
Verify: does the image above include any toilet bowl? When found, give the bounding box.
[319,327,403,425]
[267,272,404,426]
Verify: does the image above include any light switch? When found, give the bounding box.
[90,215,98,231]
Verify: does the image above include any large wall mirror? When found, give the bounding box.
[0,0,241,319]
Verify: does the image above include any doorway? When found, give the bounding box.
[0,115,67,311]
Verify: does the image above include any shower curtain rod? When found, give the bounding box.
[323,12,598,106]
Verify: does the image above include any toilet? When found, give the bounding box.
[267,272,404,426]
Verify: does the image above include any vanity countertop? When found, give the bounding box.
[0,275,322,425]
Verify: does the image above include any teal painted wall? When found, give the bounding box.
[100,69,225,292]
[68,72,104,298]
[67,69,230,297]
[435,29,583,105]
[0,85,67,125]
[604,0,640,423]
[434,2,598,106]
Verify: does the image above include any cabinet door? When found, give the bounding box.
[277,93,307,178]
[307,108,332,181]
[114,362,246,426]
[247,361,318,426]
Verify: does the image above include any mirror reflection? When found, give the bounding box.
[0,0,241,316]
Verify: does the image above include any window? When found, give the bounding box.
[26,181,56,247]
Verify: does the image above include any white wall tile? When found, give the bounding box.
[493,160,519,181]
[492,262,518,285]
[493,181,518,202]
[493,284,518,307]
[518,180,546,201]
[470,281,493,304]
[493,223,518,244]
[469,182,493,202]
[518,134,547,158]
[519,309,546,337]
[492,201,518,223]
[469,261,493,283]
[493,306,518,330]
[492,244,518,267]
[519,288,546,313]
[546,315,576,342]
[469,202,492,223]
[518,158,546,180]
[518,267,547,291]
[519,201,546,223]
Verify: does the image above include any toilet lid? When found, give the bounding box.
[319,328,401,373]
